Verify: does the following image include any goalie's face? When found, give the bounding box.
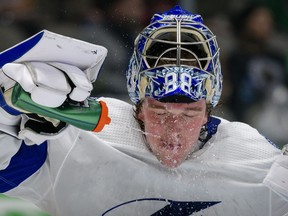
[137,97,208,168]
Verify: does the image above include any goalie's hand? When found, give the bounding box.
[2,61,93,108]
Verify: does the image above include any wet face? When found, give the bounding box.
[137,97,208,168]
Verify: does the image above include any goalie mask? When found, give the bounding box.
[126,5,222,107]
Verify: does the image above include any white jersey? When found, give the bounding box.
[0,98,288,216]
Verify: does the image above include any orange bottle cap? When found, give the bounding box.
[93,100,111,132]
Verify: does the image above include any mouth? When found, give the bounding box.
[161,142,182,151]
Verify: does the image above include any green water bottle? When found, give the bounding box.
[11,83,111,132]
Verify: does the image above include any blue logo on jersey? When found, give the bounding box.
[102,198,221,215]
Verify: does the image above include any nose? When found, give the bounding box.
[163,125,182,145]
[164,115,182,133]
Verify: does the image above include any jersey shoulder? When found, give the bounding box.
[95,97,148,151]
[201,116,281,166]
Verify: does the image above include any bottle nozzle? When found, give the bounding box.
[93,100,111,132]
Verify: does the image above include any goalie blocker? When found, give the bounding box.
[0,30,110,135]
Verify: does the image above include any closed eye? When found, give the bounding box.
[183,109,203,118]
[183,113,197,118]
[151,108,167,115]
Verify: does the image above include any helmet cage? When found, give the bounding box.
[141,24,216,70]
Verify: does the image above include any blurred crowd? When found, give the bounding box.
[0,0,288,147]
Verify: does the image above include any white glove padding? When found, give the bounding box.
[2,61,93,107]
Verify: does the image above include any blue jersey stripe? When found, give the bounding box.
[0,141,47,193]
[0,31,44,68]
[206,116,221,137]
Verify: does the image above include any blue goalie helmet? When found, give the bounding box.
[126,5,222,107]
